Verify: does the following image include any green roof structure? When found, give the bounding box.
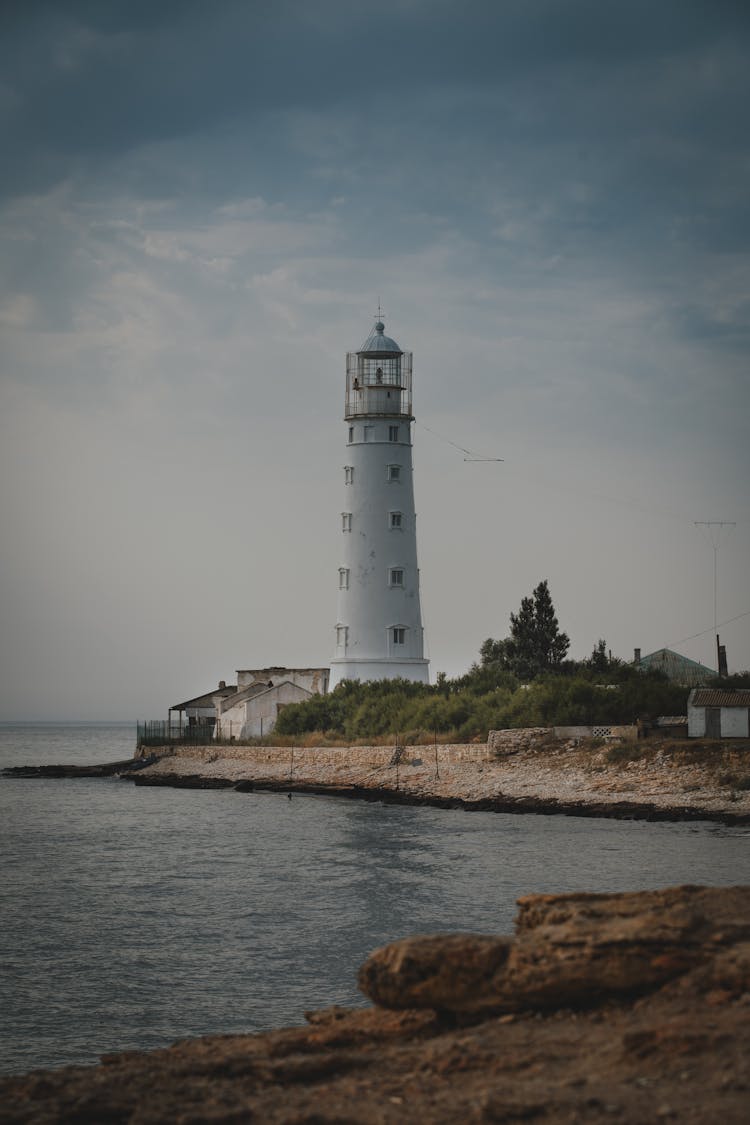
[636,648,714,686]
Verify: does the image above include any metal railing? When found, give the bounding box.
[137,720,216,747]
[136,719,277,747]
[345,351,413,418]
[344,392,412,418]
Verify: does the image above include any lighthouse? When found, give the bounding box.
[329,318,429,689]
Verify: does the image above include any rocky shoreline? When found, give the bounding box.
[126,772,750,825]
[2,883,748,1123]
[5,730,749,824]
[117,730,750,825]
[3,756,156,779]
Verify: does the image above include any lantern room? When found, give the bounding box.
[345,321,413,419]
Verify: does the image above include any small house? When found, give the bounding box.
[687,688,750,738]
[215,679,314,740]
[169,667,329,742]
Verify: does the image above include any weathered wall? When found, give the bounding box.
[236,668,329,694]
[217,682,313,740]
[487,729,553,756]
[722,707,750,738]
[688,705,750,738]
[687,704,706,738]
[160,742,491,769]
[553,725,638,740]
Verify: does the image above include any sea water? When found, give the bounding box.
[1,722,748,1076]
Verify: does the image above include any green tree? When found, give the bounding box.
[483,579,570,680]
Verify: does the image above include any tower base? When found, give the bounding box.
[329,658,429,690]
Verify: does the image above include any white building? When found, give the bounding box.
[687,688,750,738]
[330,319,429,688]
[170,667,329,740]
[215,666,330,739]
[215,679,312,740]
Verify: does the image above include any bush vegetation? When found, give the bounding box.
[275,579,747,744]
[275,665,690,743]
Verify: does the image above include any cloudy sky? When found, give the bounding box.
[1,0,748,721]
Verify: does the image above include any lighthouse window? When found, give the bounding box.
[389,511,402,529]
[344,466,354,484]
[388,425,399,442]
[387,464,401,482]
[342,512,352,532]
[389,568,404,587]
[348,426,354,443]
[364,425,374,442]
[392,628,406,646]
[338,568,350,589]
[336,625,348,647]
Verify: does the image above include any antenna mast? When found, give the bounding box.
[694,520,736,674]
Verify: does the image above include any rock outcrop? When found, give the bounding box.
[359,885,750,1015]
[2,885,748,1124]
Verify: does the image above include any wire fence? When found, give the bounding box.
[136,720,217,747]
[136,720,276,747]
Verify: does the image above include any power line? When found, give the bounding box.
[417,422,503,462]
[418,420,749,525]
[666,609,750,650]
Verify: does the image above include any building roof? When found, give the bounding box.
[249,680,313,702]
[236,666,329,676]
[358,320,402,354]
[170,685,237,710]
[637,648,714,685]
[220,680,313,714]
[219,681,272,711]
[690,689,750,708]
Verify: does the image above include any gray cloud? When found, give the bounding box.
[1,1,748,718]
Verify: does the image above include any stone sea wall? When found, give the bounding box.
[141,740,493,768]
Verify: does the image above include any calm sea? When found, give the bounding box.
[1,722,748,1076]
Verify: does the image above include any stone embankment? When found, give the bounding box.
[3,884,748,1123]
[126,729,750,823]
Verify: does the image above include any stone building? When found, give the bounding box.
[170,667,329,740]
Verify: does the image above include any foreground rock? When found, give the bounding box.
[359,885,750,1015]
[2,885,748,1124]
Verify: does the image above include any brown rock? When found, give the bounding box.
[359,885,750,1014]
[357,933,511,1012]
[2,885,749,1124]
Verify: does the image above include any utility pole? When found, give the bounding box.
[694,521,736,674]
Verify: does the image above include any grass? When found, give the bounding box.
[604,740,649,765]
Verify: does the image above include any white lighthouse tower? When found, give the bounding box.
[330,317,429,689]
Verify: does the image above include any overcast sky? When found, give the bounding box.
[1,0,748,721]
